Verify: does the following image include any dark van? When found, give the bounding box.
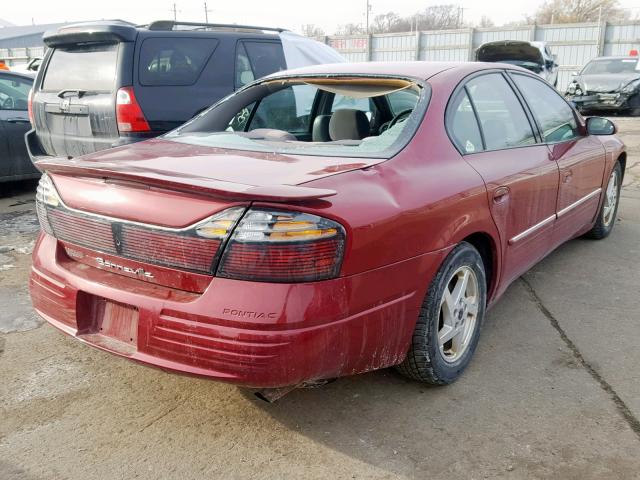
[26,20,342,160]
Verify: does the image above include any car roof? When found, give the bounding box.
[589,56,639,61]
[266,61,517,81]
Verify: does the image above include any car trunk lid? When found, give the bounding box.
[35,137,379,202]
[37,139,373,292]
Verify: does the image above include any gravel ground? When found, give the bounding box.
[1,119,639,479]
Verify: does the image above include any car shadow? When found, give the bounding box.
[0,179,38,199]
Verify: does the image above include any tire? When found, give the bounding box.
[396,242,487,385]
[586,162,622,240]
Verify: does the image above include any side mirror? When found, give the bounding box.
[586,117,616,135]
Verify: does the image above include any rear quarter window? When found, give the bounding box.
[139,37,219,86]
[42,43,119,92]
[235,41,286,88]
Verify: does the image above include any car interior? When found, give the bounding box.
[0,79,29,111]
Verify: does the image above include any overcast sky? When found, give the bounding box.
[2,0,640,33]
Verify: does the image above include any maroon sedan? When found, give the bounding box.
[30,62,624,394]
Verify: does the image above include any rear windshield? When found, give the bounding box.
[42,43,118,92]
[582,58,640,74]
[166,77,428,159]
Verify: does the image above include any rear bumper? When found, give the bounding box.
[25,129,159,165]
[30,233,449,388]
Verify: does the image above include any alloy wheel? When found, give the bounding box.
[438,266,479,363]
[603,168,619,227]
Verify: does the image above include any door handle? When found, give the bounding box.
[562,170,573,183]
[493,186,510,204]
[5,118,30,123]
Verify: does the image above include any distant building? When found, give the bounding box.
[0,22,75,66]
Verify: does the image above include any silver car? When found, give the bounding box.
[565,56,640,115]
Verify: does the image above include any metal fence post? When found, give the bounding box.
[467,28,475,61]
[415,30,421,60]
[598,22,607,56]
[367,34,373,61]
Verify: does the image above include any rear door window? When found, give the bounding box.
[466,73,536,150]
[42,43,118,92]
[511,73,579,143]
[139,37,218,86]
[235,41,285,88]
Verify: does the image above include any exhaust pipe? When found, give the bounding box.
[253,379,336,403]
[254,385,298,403]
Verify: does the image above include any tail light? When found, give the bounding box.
[35,175,347,283]
[217,209,345,282]
[35,174,245,275]
[27,88,34,125]
[116,87,150,133]
[35,174,59,235]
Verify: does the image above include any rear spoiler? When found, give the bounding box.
[35,158,336,202]
[44,22,138,47]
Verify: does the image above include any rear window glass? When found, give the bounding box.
[139,37,218,86]
[388,89,419,115]
[42,43,118,92]
[167,78,428,159]
[250,85,314,132]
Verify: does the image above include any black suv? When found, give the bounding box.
[27,20,296,160]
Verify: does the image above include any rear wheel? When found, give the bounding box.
[586,162,622,239]
[397,242,486,385]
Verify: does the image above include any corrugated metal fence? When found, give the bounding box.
[317,22,640,91]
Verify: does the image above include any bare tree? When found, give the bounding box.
[529,0,624,24]
[477,15,495,28]
[335,23,366,35]
[370,12,410,33]
[414,5,465,30]
[364,4,465,34]
[301,24,325,37]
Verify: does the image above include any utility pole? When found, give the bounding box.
[172,3,178,21]
[204,2,212,23]
[365,0,371,34]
